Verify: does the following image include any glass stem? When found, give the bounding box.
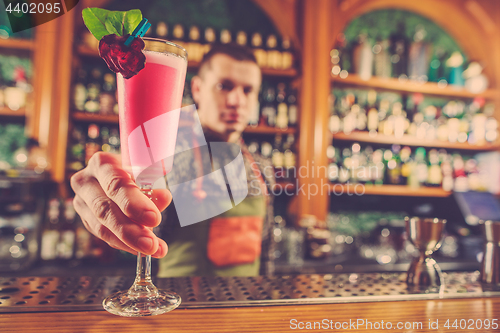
[128,183,158,297]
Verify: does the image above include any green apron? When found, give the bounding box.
[158,194,266,277]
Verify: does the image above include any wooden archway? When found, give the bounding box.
[330,0,500,87]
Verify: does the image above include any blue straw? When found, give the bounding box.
[124,18,151,46]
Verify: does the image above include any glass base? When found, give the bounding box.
[103,290,181,317]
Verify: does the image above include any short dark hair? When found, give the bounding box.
[198,43,259,77]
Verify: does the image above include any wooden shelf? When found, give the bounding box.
[331,131,500,151]
[0,38,34,51]
[0,107,26,117]
[329,183,451,197]
[72,112,118,124]
[244,125,297,135]
[77,45,298,77]
[331,73,497,100]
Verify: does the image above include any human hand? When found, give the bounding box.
[70,152,172,258]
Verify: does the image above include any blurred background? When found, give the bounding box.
[1,0,500,277]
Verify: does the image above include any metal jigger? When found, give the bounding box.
[479,220,500,286]
[405,217,446,289]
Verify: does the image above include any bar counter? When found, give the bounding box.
[2,298,499,332]
[1,273,499,332]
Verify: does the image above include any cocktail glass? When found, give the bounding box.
[102,38,187,317]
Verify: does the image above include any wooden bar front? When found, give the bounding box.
[1,297,499,332]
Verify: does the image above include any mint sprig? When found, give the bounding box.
[82,8,142,41]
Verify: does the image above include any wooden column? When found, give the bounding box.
[298,0,334,221]
[51,8,76,188]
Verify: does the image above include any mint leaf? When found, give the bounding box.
[82,8,143,41]
[123,10,142,35]
[105,11,125,36]
[82,8,111,40]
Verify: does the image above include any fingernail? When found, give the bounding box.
[137,237,154,253]
[152,245,163,258]
[142,211,158,224]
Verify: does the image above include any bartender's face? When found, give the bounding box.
[191,54,261,142]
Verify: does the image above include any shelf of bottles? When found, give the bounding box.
[78,23,296,77]
[40,196,129,267]
[326,72,500,196]
[327,137,495,196]
[0,27,35,169]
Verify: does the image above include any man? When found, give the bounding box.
[71,43,275,277]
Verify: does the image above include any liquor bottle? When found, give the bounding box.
[99,73,115,115]
[172,24,185,41]
[74,206,93,261]
[68,125,85,171]
[73,68,87,112]
[260,86,276,127]
[407,26,430,82]
[283,134,296,175]
[188,26,204,62]
[84,67,102,114]
[204,27,217,43]
[392,102,406,139]
[100,126,110,153]
[272,134,284,179]
[251,32,267,67]
[485,104,498,143]
[372,149,385,185]
[287,88,298,126]
[389,23,409,79]
[236,31,247,46]
[386,145,401,185]
[57,198,76,260]
[374,39,392,78]
[327,145,339,182]
[85,124,101,165]
[189,26,201,41]
[339,148,351,183]
[399,146,412,184]
[40,198,61,261]
[414,147,428,186]
[248,97,260,127]
[275,83,288,129]
[261,141,273,159]
[427,149,442,187]
[281,37,293,70]
[266,34,282,69]
[108,127,120,154]
[156,21,168,38]
[220,29,232,44]
[352,34,373,81]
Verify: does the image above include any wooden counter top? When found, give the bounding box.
[2,297,499,332]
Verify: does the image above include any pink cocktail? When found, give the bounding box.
[117,47,187,183]
[103,38,187,317]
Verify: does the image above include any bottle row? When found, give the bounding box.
[333,28,487,93]
[327,142,490,192]
[330,89,498,145]
[67,123,120,172]
[247,133,297,174]
[40,197,129,264]
[73,64,118,115]
[81,25,294,69]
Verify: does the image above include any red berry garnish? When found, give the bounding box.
[98,34,146,79]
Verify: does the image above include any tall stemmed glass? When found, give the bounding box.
[103,38,187,317]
